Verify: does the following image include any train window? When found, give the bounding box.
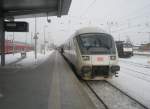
[123,43,132,48]
[77,33,116,54]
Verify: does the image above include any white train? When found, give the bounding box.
[61,27,120,80]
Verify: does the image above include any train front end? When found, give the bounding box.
[77,33,120,80]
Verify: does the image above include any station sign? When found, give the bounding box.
[4,21,29,32]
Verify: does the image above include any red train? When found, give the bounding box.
[0,40,33,54]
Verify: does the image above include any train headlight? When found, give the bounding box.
[110,56,116,60]
[82,56,90,61]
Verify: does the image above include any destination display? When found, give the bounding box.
[4,21,29,32]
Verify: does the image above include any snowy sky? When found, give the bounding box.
[5,0,150,46]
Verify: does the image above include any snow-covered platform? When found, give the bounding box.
[0,51,53,68]
[0,51,96,109]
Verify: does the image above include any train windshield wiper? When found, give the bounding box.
[101,44,110,50]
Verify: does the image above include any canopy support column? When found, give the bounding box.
[0,12,5,66]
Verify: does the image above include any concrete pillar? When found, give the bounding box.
[0,11,5,66]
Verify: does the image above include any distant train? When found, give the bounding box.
[60,27,120,80]
[115,41,133,58]
[0,40,33,54]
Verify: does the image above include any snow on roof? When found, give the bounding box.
[75,27,108,35]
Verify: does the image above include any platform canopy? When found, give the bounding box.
[0,0,72,19]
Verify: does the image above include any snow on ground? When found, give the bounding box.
[134,51,150,55]
[0,53,21,65]
[88,81,146,109]
[108,72,150,108]
[119,61,150,79]
[16,50,54,68]
[120,55,150,67]
[0,50,54,68]
[108,55,150,108]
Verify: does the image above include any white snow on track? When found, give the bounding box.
[120,55,150,67]
[134,51,150,56]
[108,55,150,108]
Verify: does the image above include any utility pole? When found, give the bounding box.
[107,21,112,34]
[33,16,38,60]
[44,26,45,55]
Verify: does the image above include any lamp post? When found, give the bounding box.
[43,25,48,55]
[12,32,15,55]
[138,32,150,63]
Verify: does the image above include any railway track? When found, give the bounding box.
[120,60,150,69]
[120,67,150,83]
[83,80,148,109]
[121,66,150,77]
[63,53,149,109]
[85,81,109,109]
[119,60,150,82]
[106,81,148,109]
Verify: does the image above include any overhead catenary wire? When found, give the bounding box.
[112,27,150,36]
[117,2,150,23]
[112,23,149,33]
[80,0,97,17]
[112,3,150,32]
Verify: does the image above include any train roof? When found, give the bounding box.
[75,27,108,36]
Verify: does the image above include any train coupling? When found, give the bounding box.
[111,65,120,77]
[115,72,119,77]
[111,65,120,72]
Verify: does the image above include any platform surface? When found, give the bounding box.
[0,51,96,109]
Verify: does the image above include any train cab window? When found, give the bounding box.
[77,33,116,54]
